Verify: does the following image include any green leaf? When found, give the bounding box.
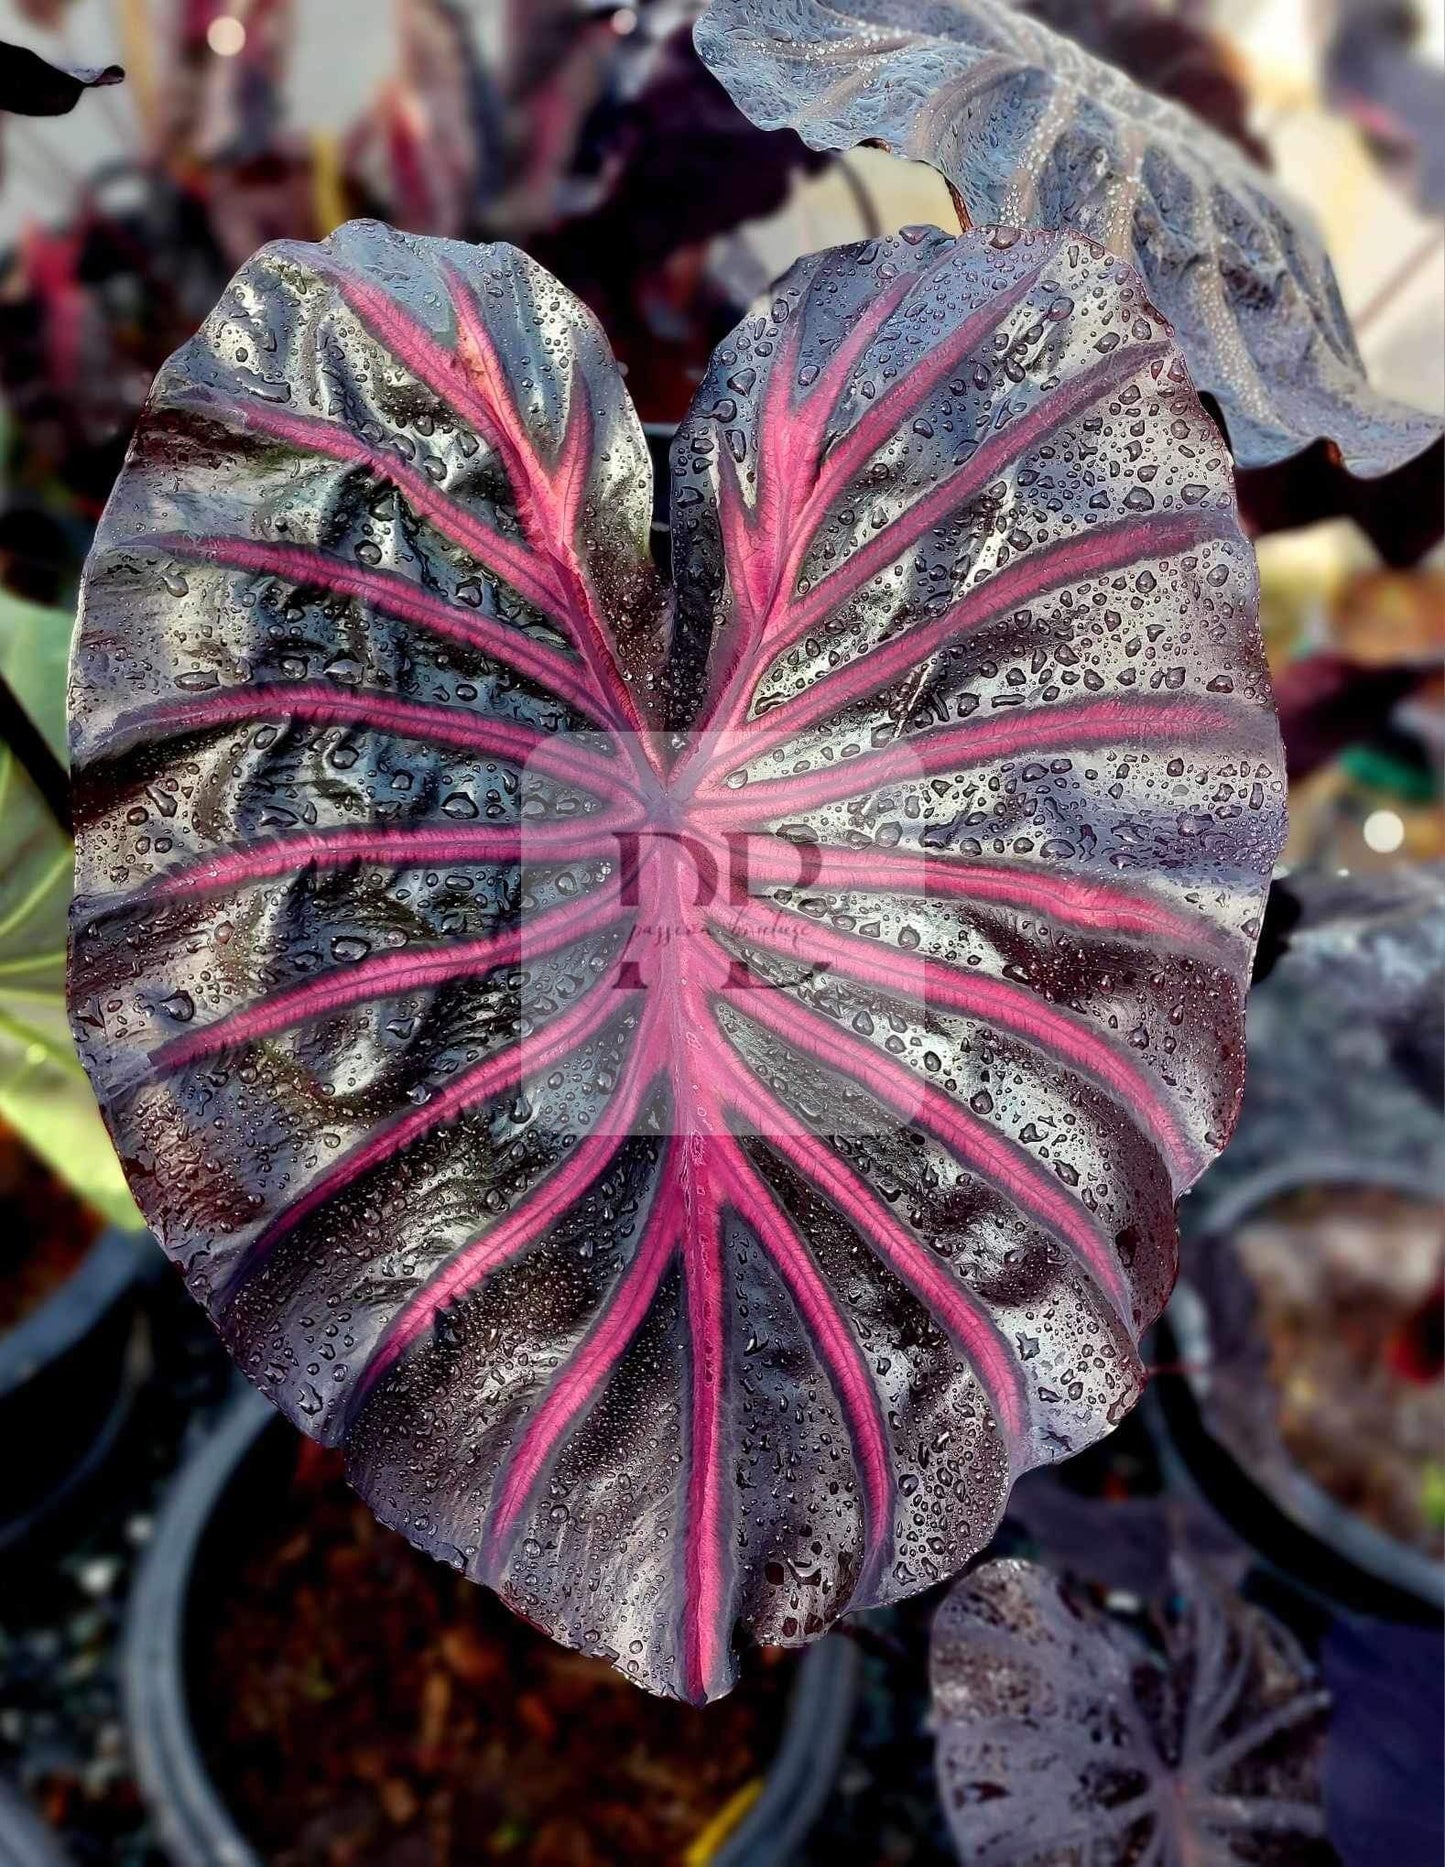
[0,583,73,764]
[0,593,141,1230]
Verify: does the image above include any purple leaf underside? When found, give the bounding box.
[69,219,1283,1701]
[931,1558,1334,1866]
[693,0,1443,480]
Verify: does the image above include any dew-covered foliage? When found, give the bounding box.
[68,219,1282,1700]
[931,1558,1335,1865]
[694,0,1442,479]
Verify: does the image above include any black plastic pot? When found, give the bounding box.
[125,1389,859,1867]
[0,1226,155,1558]
[0,1781,71,1867]
[1153,1160,1445,1620]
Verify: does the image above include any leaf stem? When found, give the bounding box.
[0,666,72,835]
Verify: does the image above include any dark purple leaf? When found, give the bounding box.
[69,219,1281,1700]
[1272,652,1426,784]
[555,27,827,266]
[532,26,829,420]
[1281,869,1445,1112]
[693,0,1443,479]
[1235,433,1444,570]
[931,1558,1335,1865]
[0,40,122,115]
[1193,864,1445,1206]
[1004,1477,1249,1599]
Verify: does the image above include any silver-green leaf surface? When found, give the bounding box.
[695,0,1442,477]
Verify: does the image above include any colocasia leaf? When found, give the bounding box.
[694,0,1443,480]
[931,1559,1335,1865]
[1234,436,1444,570]
[1193,864,1445,1201]
[531,27,829,421]
[69,220,1282,1700]
[1021,0,1268,161]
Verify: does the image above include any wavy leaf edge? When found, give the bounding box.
[692,0,1443,480]
[69,217,1283,1699]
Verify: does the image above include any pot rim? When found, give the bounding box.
[1161,1156,1445,1615]
[0,1227,153,1400]
[0,1226,154,1557]
[124,1386,859,1867]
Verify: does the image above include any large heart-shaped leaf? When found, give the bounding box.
[693,0,1442,479]
[69,219,1282,1699]
[931,1558,1334,1865]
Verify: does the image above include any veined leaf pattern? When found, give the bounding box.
[931,1559,1334,1865]
[69,219,1282,1700]
[693,0,1443,478]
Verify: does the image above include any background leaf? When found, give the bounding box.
[693,0,1442,478]
[0,587,139,1229]
[931,1557,1335,1865]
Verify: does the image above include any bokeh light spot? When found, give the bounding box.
[1363,808,1406,854]
[206,15,247,57]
